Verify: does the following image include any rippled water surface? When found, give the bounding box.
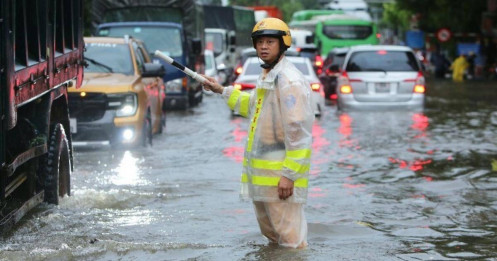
[1,79,497,260]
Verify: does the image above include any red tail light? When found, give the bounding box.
[340,85,352,94]
[405,71,425,93]
[234,83,255,90]
[315,55,323,68]
[235,65,243,75]
[310,82,322,92]
[338,71,354,94]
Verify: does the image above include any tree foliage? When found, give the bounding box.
[384,0,488,33]
[381,2,411,31]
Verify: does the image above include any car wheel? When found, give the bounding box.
[316,104,322,118]
[142,112,153,147]
[43,123,71,205]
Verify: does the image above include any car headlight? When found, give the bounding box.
[107,93,138,117]
[165,78,183,93]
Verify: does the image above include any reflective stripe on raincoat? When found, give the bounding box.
[222,57,314,203]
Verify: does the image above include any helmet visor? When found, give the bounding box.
[251,30,287,38]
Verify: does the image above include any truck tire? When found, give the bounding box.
[44,123,71,205]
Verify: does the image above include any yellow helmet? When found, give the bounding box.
[251,18,292,49]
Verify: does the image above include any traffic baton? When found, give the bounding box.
[154,50,207,84]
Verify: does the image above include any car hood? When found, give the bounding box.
[74,72,139,93]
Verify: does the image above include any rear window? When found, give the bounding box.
[325,52,347,68]
[245,62,262,75]
[300,51,316,62]
[291,61,310,75]
[322,25,373,40]
[346,50,420,72]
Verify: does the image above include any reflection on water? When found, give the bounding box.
[2,80,497,260]
[111,151,147,186]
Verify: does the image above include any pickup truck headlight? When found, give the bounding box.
[108,93,138,117]
[165,78,183,93]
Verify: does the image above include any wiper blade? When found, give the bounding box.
[84,57,114,73]
[368,68,388,74]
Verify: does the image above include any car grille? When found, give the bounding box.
[68,93,107,122]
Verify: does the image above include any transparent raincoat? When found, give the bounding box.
[222,57,314,203]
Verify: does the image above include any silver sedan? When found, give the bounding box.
[337,45,425,111]
[233,56,325,116]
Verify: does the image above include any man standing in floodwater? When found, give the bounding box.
[202,18,314,248]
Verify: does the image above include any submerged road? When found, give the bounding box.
[1,79,497,260]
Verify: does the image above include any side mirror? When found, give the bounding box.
[142,63,166,78]
[230,35,236,45]
[191,38,202,55]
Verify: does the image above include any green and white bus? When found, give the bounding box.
[315,14,378,56]
[289,12,379,56]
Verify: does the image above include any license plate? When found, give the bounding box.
[375,83,390,93]
[70,118,77,133]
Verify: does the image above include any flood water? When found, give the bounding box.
[1,79,497,260]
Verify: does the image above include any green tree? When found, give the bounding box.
[387,0,487,33]
[381,2,411,31]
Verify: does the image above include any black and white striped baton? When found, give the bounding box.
[154,50,207,84]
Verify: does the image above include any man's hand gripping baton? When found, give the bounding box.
[154,50,207,84]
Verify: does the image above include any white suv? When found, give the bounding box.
[337,45,425,111]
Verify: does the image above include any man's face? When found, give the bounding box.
[255,36,280,64]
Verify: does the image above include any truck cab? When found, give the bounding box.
[96,22,203,110]
[205,28,236,85]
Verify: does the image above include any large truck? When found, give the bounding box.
[203,5,255,85]
[250,6,283,22]
[0,0,84,233]
[91,0,205,110]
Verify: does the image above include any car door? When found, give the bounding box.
[133,42,163,134]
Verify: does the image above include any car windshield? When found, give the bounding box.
[206,32,224,56]
[244,59,310,76]
[346,50,420,72]
[99,26,183,57]
[84,43,133,74]
[322,25,372,40]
